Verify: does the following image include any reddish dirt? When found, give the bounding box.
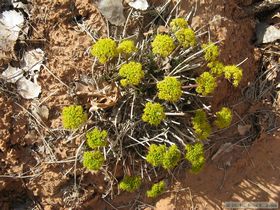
[0,0,279,209]
[150,132,280,210]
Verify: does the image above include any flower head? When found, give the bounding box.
[61,105,87,129]
[152,34,175,57]
[119,61,144,87]
[162,145,181,170]
[117,40,136,55]
[119,176,141,192]
[170,18,188,32]
[185,143,205,173]
[214,107,232,129]
[202,42,219,62]
[224,65,243,87]
[157,77,182,102]
[146,144,167,167]
[142,102,166,126]
[90,38,117,64]
[208,61,224,76]
[83,151,104,171]
[175,28,196,48]
[147,181,166,198]
[192,109,211,140]
[196,72,217,96]
[86,128,108,149]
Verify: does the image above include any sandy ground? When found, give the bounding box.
[152,133,280,210]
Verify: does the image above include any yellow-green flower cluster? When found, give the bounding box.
[214,107,232,129]
[208,61,224,76]
[224,65,243,87]
[86,128,108,149]
[83,151,104,171]
[146,144,166,167]
[142,102,166,126]
[202,42,219,62]
[146,144,181,169]
[119,175,141,192]
[90,38,117,64]
[152,34,175,57]
[185,143,205,173]
[175,28,196,48]
[196,72,217,96]
[119,61,144,87]
[117,40,136,55]
[170,18,188,32]
[147,181,166,198]
[192,109,211,140]
[61,105,88,130]
[157,77,182,102]
[162,145,181,169]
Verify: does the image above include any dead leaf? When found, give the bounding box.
[97,0,125,26]
[157,25,169,34]
[211,143,233,160]
[32,105,49,120]
[1,64,23,83]
[22,49,44,74]
[2,49,44,99]
[238,124,252,136]
[17,77,41,99]
[0,10,24,52]
[75,82,120,111]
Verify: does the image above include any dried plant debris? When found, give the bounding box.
[2,49,44,99]
[97,0,125,26]
[0,10,24,53]
[74,82,120,111]
[126,0,149,11]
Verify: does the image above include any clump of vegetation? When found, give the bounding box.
[119,175,142,192]
[185,143,205,173]
[61,105,87,130]
[214,107,232,129]
[86,128,108,149]
[142,102,166,126]
[147,181,166,198]
[202,42,219,62]
[117,39,136,55]
[162,145,181,170]
[224,65,243,87]
[152,34,175,57]
[170,18,188,32]
[196,72,217,96]
[90,38,117,64]
[146,144,181,169]
[208,61,224,76]
[119,61,144,87]
[192,110,211,140]
[175,28,196,48]
[146,144,167,167]
[80,15,246,197]
[157,77,182,102]
[83,151,105,171]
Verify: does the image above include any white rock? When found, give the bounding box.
[262,25,280,44]
[128,0,149,10]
